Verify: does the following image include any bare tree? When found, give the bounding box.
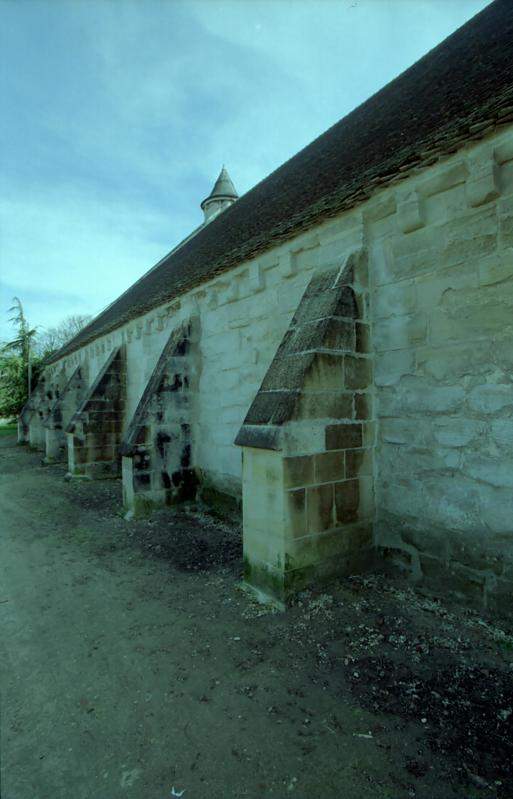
[36,314,93,357]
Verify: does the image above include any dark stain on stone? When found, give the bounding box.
[156,431,171,457]
[181,444,191,468]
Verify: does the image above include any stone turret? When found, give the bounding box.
[201,166,238,223]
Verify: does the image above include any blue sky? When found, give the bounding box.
[0,0,490,342]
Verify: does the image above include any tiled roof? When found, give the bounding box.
[49,0,513,364]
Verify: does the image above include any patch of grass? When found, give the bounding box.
[0,424,17,436]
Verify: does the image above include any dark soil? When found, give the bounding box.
[126,509,242,572]
[350,657,513,795]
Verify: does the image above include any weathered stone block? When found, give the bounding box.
[243,390,296,426]
[390,226,441,280]
[345,448,373,477]
[344,355,372,390]
[441,206,497,268]
[334,479,359,524]
[468,383,513,414]
[499,201,513,250]
[284,488,307,538]
[490,419,513,449]
[306,352,344,390]
[396,193,425,233]
[306,483,334,534]
[374,314,427,351]
[358,476,374,518]
[354,392,372,420]
[375,349,415,387]
[260,353,312,391]
[314,451,345,483]
[414,260,478,310]
[433,418,484,448]
[283,455,314,488]
[416,342,492,381]
[465,158,499,208]
[294,391,353,421]
[374,281,416,319]
[321,318,355,351]
[355,321,370,353]
[386,384,465,414]
[478,251,513,287]
[325,423,363,450]
[463,454,513,488]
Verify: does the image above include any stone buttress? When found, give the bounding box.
[120,319,200,513]
[66,347,126,478]
[235,252,374,605]
[18,370,68,450]
[43,364,88,462]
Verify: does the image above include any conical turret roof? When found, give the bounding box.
[201,167,238,209]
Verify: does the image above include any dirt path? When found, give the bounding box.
[1,435,512,799]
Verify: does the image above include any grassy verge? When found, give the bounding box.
[0,424,17,436]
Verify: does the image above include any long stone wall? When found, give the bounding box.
[37,122,513,606]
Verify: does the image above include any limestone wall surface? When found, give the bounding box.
[42,123,513,603]
[368,128,513,608]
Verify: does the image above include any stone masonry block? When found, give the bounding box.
[334,479,359,524]
[396,193,425,234]
[306,353,344,391]
[478,250,513,287]
[284,488,307,539]
[374,314,427,352]
[314,451,345,484]
[390,226,441,280]
[416,342,492,381]
[355,322,370,353]
[374,281,416,319]
[354,392,372,420]
[490,419,513,450]
[283,455,314,489]
[325,423,363,450]
[463,454,513,488]
[260,353,312,392]
[344,355,372,390]
[294,390,353,421]
[466,157,500,208]
[306,483,334,534]
[375,349,416,387]
[441,207,497,267]
[468,383,513,414]
[499,198,513,250]
[323,318,355,351]
[345,448,373,478]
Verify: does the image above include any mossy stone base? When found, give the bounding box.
[243,547,375,606]
[198,484,242,524]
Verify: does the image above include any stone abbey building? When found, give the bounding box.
[19,0,513,607]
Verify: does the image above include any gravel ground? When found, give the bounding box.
[1,434,512,799]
